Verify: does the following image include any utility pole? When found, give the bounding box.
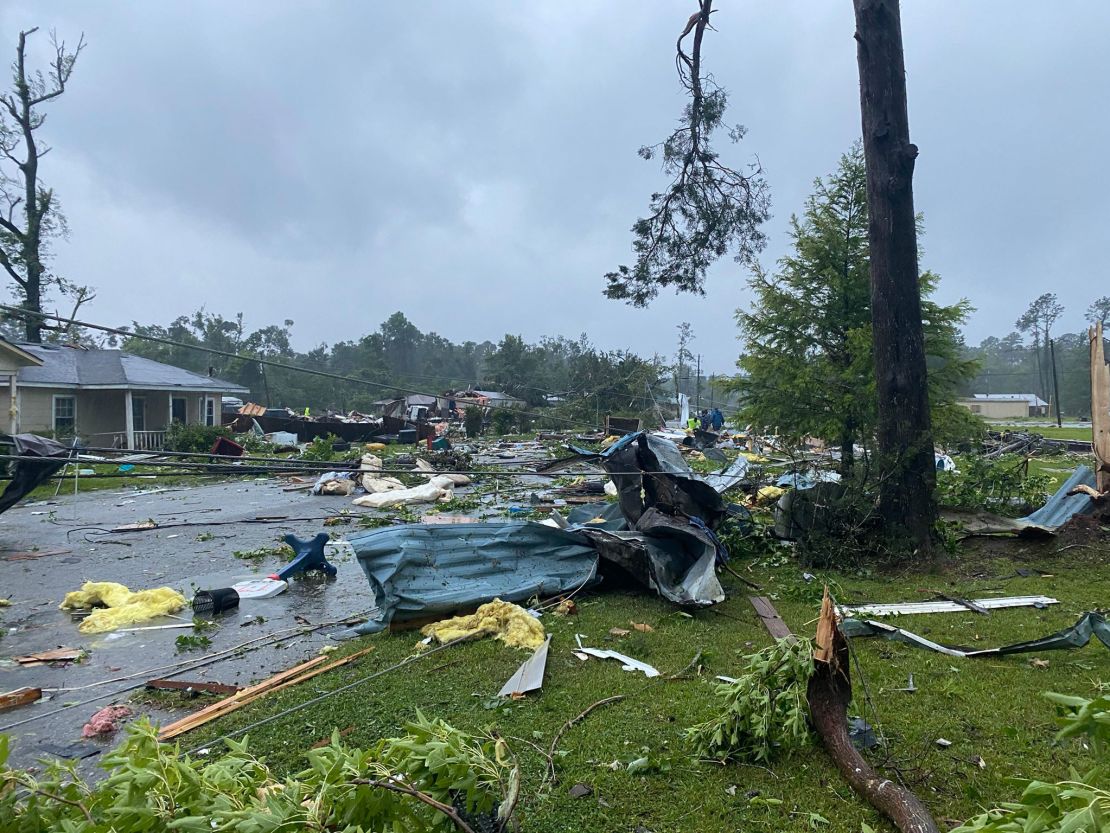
[695,354,702,409]
[1050,338,1062,428]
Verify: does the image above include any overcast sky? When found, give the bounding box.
[1,1,1106,373]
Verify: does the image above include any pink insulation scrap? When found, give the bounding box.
[82,704,132,738]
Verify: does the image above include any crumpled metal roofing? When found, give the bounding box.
[348,523,599,635]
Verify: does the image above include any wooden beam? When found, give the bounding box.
[0,686,41,712]
[747,595,793,640]
[158,647,373,740]
[1090,323,1110,493]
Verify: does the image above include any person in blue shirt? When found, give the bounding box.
[710,408,725,431]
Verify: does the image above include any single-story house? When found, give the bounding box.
[0,340,249,450]
[956,393,1050,419]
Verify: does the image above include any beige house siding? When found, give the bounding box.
[956,398,1029,419]
[0,385,229,438]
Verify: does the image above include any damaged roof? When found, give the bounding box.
[7,344,250,393]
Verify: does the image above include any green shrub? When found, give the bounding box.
[163,422,232,453]
[464,407,484,438]
[936,454,1053,516]
[491,409,516,435]
[300,433,340,461]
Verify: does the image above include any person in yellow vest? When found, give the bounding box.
[304,407,310,417]
[686,415,697,431]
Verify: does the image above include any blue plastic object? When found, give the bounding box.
[269,532,336,580]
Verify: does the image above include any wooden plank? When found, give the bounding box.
[158,647,374,740]
[16,648,84,665]
[747,596,793,640]
[0,687,42,712]
[146,679,242,696]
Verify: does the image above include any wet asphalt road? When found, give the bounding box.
[0,478,382,772]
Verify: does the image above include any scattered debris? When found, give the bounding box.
[569,783,592,799]
[573,634,659,677]
[935,738,952,748]
[59,581,187,633]
[421,599,546,650]
[840,610,1110,658]
[82,704,132,738]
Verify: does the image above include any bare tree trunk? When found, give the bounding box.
[852,0,935,551]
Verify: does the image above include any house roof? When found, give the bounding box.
[970,393,1049,406]
[470,390,524,401]
[10,344,250,393]
[0,337,44,367]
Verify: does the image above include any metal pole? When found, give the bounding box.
[695,354,701,410]
[1050,338,1063,427]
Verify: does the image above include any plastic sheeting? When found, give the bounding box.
[0,433,69,514]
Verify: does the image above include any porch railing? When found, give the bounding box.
[132,430,166,451]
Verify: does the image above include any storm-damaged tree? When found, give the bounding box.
[1087,296,1110,330]
[604,0,770,306]
[1015,292,1065,403]
[0,27,87,343]
[729,145,976,478]
[852,0,936,552]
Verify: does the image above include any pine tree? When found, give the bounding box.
[729,145,976,476]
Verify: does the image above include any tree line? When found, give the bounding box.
[116,311,670,426]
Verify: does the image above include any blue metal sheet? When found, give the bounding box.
[1018,465,1096,530]
[348,522,599,634]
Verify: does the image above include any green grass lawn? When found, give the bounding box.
[171,535,1110,833]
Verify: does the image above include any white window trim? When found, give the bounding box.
[52,393,76,432]
[204,397,216,427]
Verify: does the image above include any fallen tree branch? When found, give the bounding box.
[807,590,939,833]
[544,695,625,784]
[352,778,477,833]
[722,562,762,590]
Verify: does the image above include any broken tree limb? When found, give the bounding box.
[544,695,625,784]
[807,590,939,833]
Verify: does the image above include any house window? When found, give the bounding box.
[171,397,187,424]
[53,395,76,436]
[205,398,215,427]
[132,397,146,432]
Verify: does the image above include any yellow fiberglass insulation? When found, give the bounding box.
[59,581,187,634]
[420,599,545,650]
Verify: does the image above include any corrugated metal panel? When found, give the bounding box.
[349,522,599,634]
[1018,465,1096,530]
